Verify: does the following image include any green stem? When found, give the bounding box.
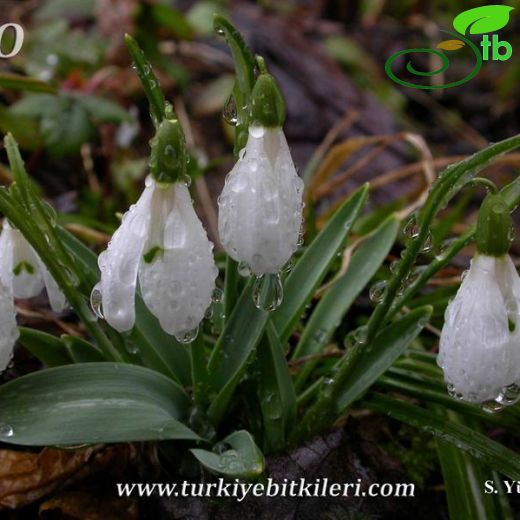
[190,332,210,406]
[223,257,238,321]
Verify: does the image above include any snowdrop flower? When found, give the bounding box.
[438,194,520,406]
[218,66,304,277]
[96,117,218,341]
[0,222,66,370]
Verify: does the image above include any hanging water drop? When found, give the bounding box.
[253,273,283,311]
[90,283,104,319]
[223,95,238,125]
[369,281,388,303]
[238,261,252,277]
[175,326,199,344]
[211,287,223,303]
[403,215,419,239]
[481,399,505,414]
[421,232,433,253]
[0,423,13,438]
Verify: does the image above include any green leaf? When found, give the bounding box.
[293,215,399,388]
[61,335,106,363]
[272,184,369,343]
[207,281,269,425]
[363,393,520,480]
[436,411,514,520]
[257,321,297,452]
[0,73,57,94]
[0,106,42,150]
[74,94,132,123]
[18,327,72,367]
[0,363,198,446]
[453,6,514,35]
[334,306,432,412]
[191,430,265,479]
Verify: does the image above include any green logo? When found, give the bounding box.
[385,5,514,90]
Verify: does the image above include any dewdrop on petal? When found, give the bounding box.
[218,59,303,310]
[438,194,520,409]
[96,116,218,342]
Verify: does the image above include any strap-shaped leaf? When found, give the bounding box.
[271,183,369,343]
[191,430,264,479]
[257,321,297,452]
[207,281,269,425]
[294,215,399,388]
[363,393,520,480]
[18,327,72,367]
[0,363,198,446]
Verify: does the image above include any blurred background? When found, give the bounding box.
[1,1,520,515]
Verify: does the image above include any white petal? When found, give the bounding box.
[438,255,520,402]
[99,182,153,331]
[218,126,304,275]
[0,280,18,372]
[39,261,67,312]
[0,224,14,291]
[7,228,44,299]
[139,183,217,336]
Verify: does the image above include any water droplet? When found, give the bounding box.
[42,201,57,226]
[90,283,104,319]
[404,215,419,239]
[238,261,252,277]
[354,325,368,344]
[481,399,505,414]
[125,342,139,355]
[253,273,283,311]
[182,174,192,187]
[390,260,401,275]
[283,257,295,273]
[175,327,199,344]
[0,423,13,437]
[211,288,223,303]
[421,232,433,253]
[215,25,225,36]
[223,95,238,125]
[496,383,520,406]
[369,281,388,303]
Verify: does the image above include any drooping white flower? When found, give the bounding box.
[97,177,218,339]
[218,125,304,275]
[0,222,66,312]
[0,222,66,371]
[438,254,520,404]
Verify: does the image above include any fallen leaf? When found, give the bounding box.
[436,40,465,51]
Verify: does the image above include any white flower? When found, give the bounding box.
[218,125,304,275]
[438,254,520,403]
[0,223,65,312]
[97,177,218,338]
[0,222,66,371]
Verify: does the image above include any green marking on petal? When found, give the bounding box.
[143,246,163,264]
[13,261,35,276]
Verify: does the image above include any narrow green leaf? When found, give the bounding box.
[272,184,369,343]
[0,73,57,94]
[191,430,265,479]
[294,215,399,388]
[436,411,514,520]
[257,321,297,452]
[0,363,198,446]
[363,393,520,480]
[61,335,106,363]
[207,281,269,425]
[18,327,72,367]
[334,306,432,412]
[150,3,194,40]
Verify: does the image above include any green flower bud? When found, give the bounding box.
[149,117,187,184]
[476,193,513,257]
[251,70,286,128]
